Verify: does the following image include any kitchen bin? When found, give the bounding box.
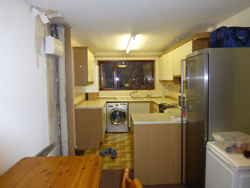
[212,131,250,154]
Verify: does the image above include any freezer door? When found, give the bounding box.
[185,52,208,188]
[207,48,250,139]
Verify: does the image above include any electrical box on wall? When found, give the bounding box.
[45,36,64,56]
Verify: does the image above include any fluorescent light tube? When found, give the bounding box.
[126,35,136,53]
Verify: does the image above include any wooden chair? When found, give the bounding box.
[121,167,143,188]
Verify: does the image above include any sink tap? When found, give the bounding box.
[130,91,138,97]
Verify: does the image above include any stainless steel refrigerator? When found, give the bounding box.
[184,48,250,188]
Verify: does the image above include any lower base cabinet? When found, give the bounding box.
[131,121,181,184]
[151,102,159,113]
[75,107,106,150]
[129,102,150,127]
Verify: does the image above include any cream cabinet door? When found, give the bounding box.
[102,104,106,140]
[173,46,182,76]
[152,102,159,113]
[159,53,168,80]
[167,51,174,80]
[159,54,164,80]
[181,41,192,81]
[87,50,95,83]
[159,52,173,81]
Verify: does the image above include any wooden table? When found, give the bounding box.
[0,155,104,188]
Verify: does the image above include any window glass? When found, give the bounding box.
[100,63,114,90]
[98,61,154,90]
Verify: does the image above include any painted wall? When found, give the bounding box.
[215,7,250,28]
[95,53,163,98]
[0,0,57,175]
[164,84,181,100]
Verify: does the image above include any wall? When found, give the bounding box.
[215,7,250,28]
[164,84,181,100]
[0,0,57,175]
[95,53,163,98]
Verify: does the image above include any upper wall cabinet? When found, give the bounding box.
[159,51,174,83]
[181,41,192,81]
[173,41,192,80]
[159,53,167,80]
[73,47,95,86]
[159,32,210,83]
[173,46,182,76]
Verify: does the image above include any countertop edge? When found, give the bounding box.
[75,97,177,109]
[133,120,187,124]
[75,107,104,109]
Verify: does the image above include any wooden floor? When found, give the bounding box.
[84,132,133,169]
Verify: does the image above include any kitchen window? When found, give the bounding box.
[98,60,154,90]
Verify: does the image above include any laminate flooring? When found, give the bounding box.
[84,132,133,169]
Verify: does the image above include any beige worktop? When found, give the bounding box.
[75,97,185,124]
[75,97,177,109]
[131,108,183,124]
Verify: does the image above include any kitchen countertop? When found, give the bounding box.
[75,97,184,124]
[131,108,184,124]
[75,97,177,109]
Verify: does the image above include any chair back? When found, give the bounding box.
[121,167,143,188]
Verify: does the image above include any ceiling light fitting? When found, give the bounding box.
[126,35,136,53]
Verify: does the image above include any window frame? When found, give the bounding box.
[98,60,155,91]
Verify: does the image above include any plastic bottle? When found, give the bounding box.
[148,90,151,97]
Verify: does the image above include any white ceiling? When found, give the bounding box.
[24,0,250,53]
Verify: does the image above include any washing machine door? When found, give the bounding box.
[108,108,126,125]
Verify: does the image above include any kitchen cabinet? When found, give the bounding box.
[150,102,159,113]
[129,102,150,127]
[173,46,182,76]
[172,41,192,80]
[173,41,193,78]
[131,120,181,184]
[159,52,174,82]
[159,53,168,80]
[167,51,174,79]
[73,46,95,86]
[181,41,192,81]
[159,32,210,83]
[102,104,107,137]
[75,106,106,150]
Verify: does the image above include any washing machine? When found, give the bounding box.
[106,102,128,133]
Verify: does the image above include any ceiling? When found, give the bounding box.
[23,0,250,53]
